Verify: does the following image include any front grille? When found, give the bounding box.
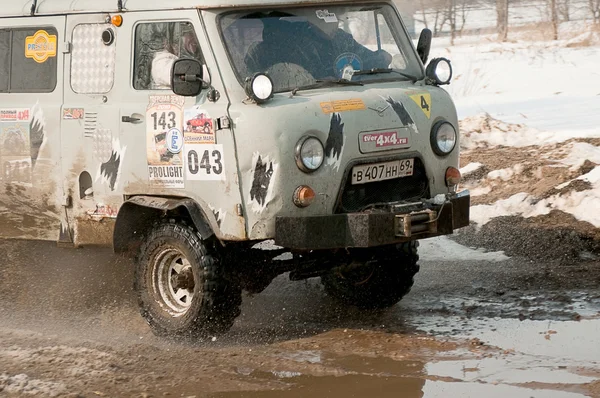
[335,157,430,213]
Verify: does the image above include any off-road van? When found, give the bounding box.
[0,0,469,337]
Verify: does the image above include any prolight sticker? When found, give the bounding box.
[146,95,185,188]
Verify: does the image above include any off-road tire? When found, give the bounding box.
[134,219,241,337]
[321,242,420,309]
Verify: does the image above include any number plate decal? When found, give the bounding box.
[351,159,414,185]
[185,144,225,181]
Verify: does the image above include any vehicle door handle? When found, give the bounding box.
[122,115,141,123]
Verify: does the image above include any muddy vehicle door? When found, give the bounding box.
[0,16,65,241]
[61,10,244,245]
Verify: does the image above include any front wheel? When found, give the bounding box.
[134,220,241,337]
[321,242,420,309]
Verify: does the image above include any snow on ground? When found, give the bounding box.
[420,236,509,262]
[426,23,600,232]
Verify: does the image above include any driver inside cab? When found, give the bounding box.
[152,32,201,89]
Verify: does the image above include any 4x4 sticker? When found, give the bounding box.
[146,95,185,189]
[25,30,57,64]
[409,93,432,119]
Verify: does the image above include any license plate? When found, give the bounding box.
[351,159,414,185]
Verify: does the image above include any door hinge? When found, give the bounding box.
[63,41,72,54]
[216,116,231,130]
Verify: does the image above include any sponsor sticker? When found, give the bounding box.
[316,9,338,23]
[362,131,408,147]
[183,106,215,144]
[320,99,366,114]
[0,109,30,122]
[25,30,57,64]
[146,95,185,188]
[63,108,84,120]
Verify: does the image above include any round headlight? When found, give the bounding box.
[425,57,453,85]
[245,73,273,103]
[295,136,324,173]
[431,121,457,156]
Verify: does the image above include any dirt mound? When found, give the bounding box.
[458,115,600,259]
[454,211,600,263]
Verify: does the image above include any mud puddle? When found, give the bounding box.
[211,319,599,398]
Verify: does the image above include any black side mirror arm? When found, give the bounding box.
[417,28,432,65]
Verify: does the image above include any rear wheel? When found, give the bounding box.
[321,242,420,309]
[134,219,241,337]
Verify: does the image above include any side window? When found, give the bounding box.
[133,21,203,90]
[0,31,9,92]
[10,28,58,92]
[71,24,117,94]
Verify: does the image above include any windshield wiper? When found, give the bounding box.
[290,78,363,96]
[314,78,364,86]
[352,68,419,83]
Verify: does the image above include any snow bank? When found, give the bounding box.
[471,166,600,228]
[460,114,600,150]
[460,162,484,176]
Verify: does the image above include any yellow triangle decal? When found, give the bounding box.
[410,93,431,119]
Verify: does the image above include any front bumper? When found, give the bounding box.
[275,191,470,250]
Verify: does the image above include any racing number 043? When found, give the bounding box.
[186,144,225,181]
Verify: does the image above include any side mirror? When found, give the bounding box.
[416,28,432,65]
[171,59,203,97]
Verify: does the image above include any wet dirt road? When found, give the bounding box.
[0,236,599,397]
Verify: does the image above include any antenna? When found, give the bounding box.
[117,0,123,11]
[30,0,37,16]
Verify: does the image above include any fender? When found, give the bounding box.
[113,196,215,254]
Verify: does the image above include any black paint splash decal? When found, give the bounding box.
[100,150,121,191]
[325,113,345,171]
[97,139,127,191]
[29,104,45,169]
[325,113,344,160]
[250,154,274,209]
[385,96,415,127]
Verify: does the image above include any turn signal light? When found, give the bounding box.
[111,15,123,27]
[293,186,315,208]
[445,167,462,187]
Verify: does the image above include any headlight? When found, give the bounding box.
[425,57,453,85]
[295,136,324,173]
[430,121,457,156]
[245,73,273,103]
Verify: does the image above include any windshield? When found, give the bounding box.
[220,4,422,93]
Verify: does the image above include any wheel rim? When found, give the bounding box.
[337,261,376,286]
[153,248,198,316]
